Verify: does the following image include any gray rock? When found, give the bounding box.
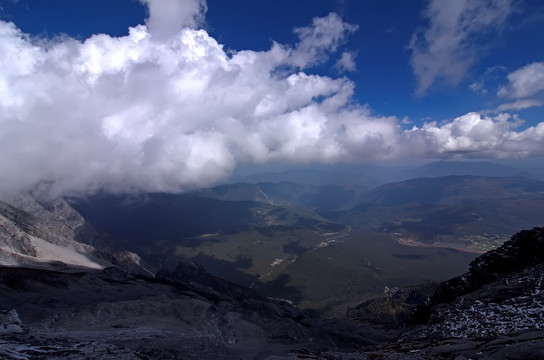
[0,309,24,334]
[0,194,153,276]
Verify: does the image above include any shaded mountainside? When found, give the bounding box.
[356,175,544,206]
[196,182,367,212]
[67,191,349,288]
[68,192,331,245]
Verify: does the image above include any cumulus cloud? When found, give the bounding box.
[409,0,513,95]
[0,10,361,197]
[0,2,543,198]
[498,62,544,98]
[404,113,544,158]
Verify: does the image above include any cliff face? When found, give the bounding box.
[0,194,153,276]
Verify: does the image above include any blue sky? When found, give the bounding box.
[0,0,543,195]
[3,0,543,126]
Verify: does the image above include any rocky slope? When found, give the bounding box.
[0,261,393,359]
[0,194,152,275]
[381,227,544,359]
[300,227,544,359]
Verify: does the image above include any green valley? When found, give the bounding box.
[69,174,544,318]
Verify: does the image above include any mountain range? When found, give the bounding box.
[64,174,544,317]
[0,192,543,358]
[232,160,544,187]
[1,164,544,358]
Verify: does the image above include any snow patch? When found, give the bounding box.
[24,237,106,270]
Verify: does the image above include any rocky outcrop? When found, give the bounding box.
[413,227,544,323]
[328,227,544,359]
[375,227,544,359]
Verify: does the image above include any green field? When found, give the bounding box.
[255,229,475,317]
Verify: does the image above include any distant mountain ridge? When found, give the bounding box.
[357,175,544,206]
[233,160,541,188]
[340,175,544,254]
[238,167,385,187]
[398,160,531,180]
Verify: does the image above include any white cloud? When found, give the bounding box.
[0,3,543,198]
[493,99,543,112]
[335,51,357,73]
[498,62,544,98]
[469,81,487,94]
[140,0,207,40]
[404,112,544,158]
[0,11,360,197]
[287,13,358,69]
[409,0,513,96]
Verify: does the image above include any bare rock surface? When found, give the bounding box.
[0,194,153,276]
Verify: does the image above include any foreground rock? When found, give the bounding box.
[0,261,393,359]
